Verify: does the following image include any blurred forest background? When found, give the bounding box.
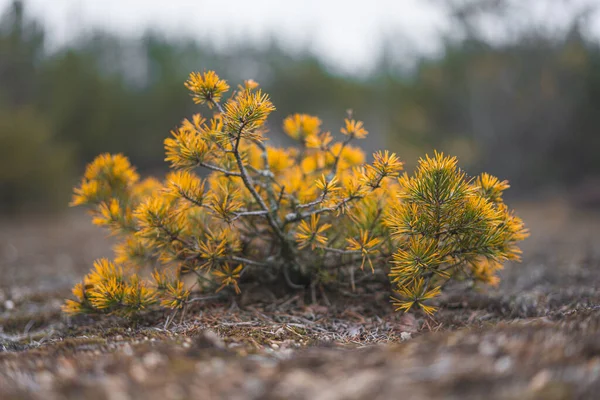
[1,0,599,213]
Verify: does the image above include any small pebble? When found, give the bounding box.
[130,362,147,383]
[530,369,553,390]
[122,343,134,356]
[495,356,513,373]
[478,340,498,356]
[142,352,163,368]
[4,300,14,311]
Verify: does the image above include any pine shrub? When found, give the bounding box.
[63,71,528,317]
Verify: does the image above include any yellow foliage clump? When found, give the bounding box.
[64,71,527,317]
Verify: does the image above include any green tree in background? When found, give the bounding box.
[0,1,73,211]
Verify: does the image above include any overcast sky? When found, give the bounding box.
[2,0,599,73]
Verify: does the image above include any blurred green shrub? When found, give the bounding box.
[0,106,74,211]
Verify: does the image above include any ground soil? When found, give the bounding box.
[1,197,599,400]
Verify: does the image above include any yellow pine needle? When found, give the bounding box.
[283,114,322,140]
[340,118,368,139]
[315,174,339,193]
[71,153,139,206]
[84,258,125,286]
[224,89,275,136]
[305,131,333,150]
[185,71,230,106]
[159,280,190,309]
[266,147,295,173]
[197,239,227,270]
[372,150,403,177]
[391,277,441,315]
[208,184,243,222]
[296,214,331,250]
[346,229,382,272]
[164,171,206,207]
[164,127,211,170]
[213,264,243,294]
